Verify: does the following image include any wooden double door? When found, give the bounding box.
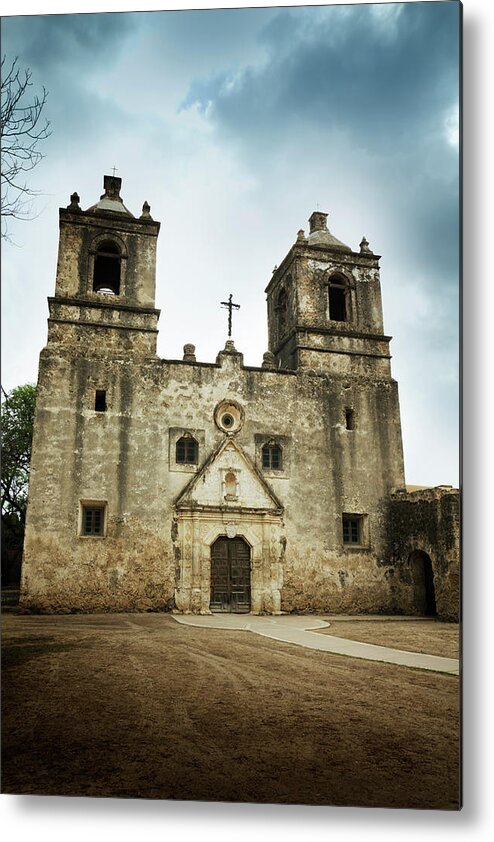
[210,537,251,613]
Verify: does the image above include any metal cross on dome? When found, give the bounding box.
[220,293,240,338]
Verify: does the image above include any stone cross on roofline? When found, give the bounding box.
[220,293,240,338]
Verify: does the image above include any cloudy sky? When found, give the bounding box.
[1,1,460,487]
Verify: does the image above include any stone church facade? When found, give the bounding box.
[20,175,459,619]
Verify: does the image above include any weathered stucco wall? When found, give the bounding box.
[21,339,406,614]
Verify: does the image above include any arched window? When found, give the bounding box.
[93,240,121,295]
[176,434,198,465]
[276,288,288,339]
[328,275,348,322]
[262,442,283,470]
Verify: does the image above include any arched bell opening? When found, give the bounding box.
[93,240,122,295]
[327,274,350,322]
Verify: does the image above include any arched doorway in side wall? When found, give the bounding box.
[409,550,437,616]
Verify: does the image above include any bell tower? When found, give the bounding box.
[48,174,161,356]
[265,209,391,376]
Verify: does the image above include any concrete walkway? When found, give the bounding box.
[172,614,459,675]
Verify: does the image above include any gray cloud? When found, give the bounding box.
[2,13,134,71]
[1,14,147,161]
[179,3,460,301]
[181,3,459,154]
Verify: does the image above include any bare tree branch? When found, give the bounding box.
[1,56,51,238]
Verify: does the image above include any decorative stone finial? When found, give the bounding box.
[68,191,81,210]
[272,265,278,274]
[216,340,243,366]
[183,343,196,362]
[309,211,328,234]
[262,351,276,369]
[140,201,152,220]
[360,236,372,254]
[296,229,306,242]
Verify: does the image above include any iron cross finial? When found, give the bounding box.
[220,293,241,338]
[111,165,118,177]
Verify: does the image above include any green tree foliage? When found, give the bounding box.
[1,383,36,584]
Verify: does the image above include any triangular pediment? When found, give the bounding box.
[175,437,283,513]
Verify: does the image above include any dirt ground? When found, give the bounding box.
[316,618,460,659]
[1,613,460,809]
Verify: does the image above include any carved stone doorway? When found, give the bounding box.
[210,537,251,613]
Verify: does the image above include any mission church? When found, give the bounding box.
[20,175,459,619]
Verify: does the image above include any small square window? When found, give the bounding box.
[95,390,107,412]
[81,504,106,536]
[342,514,366,546]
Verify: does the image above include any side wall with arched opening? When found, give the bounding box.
[386,488,460,621]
